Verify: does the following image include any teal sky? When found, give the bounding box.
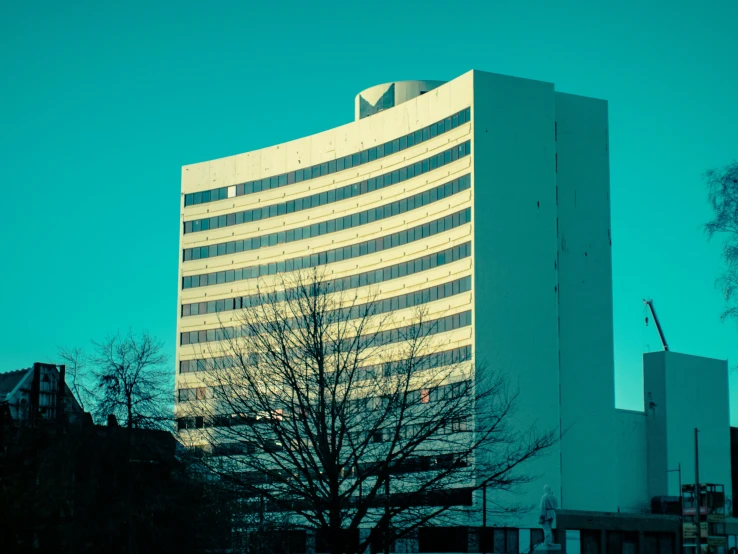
[2,1,737,422]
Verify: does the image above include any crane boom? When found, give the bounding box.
[643,299,669,351]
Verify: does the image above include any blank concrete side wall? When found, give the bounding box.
[555,92,616,511]
[472,70,560,527]
[644,352,668,499]
[616,409,649,512]
[660,352,731,499]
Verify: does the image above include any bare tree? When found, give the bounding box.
[58,346,94,411]
[178,271,554,554]
[89,330,171,430]
[705,161,738,321]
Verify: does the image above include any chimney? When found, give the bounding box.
[107,414,119,428]
[30,363,41,423]
[56,364,66,422]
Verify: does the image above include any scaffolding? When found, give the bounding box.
[681,484,727,554]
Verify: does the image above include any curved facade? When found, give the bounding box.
[176,70,617,529]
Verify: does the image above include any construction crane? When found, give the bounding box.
[643,299,669,351]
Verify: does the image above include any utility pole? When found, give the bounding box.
[482,484,487,528]
[695,429,701,554]
[384,476,390,554]
[482,484,488,554]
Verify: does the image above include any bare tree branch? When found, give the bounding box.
[176,270,555,554]
[85,330,172,429]
[704,160,738,322]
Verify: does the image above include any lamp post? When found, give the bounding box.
[667,464,682,553]
[695,429,701,554]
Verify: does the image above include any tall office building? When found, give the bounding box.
[176,70,616,526]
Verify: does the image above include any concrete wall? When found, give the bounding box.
[616,409,649,513]
[555,92,616,512]
[644,353,668,501]
[472,70,561,527]
[644,351,731,504]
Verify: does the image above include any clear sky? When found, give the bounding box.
[1,0,737,421]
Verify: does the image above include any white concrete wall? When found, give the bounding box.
[472,70,561,527]
[555,92,617,512]
[644,352,668,499]
[616,409,649,512]
[644,352,732,501]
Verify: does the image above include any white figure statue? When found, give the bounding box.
[539,484,558,546]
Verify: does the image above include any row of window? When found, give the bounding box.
[182,242,471,318]
[178,386,210,402]
[362,345,472,381]
[368,422,470,446]
[361,452,469,476]
[179,339,470,377]
[180,274,470,346]
[181,305,470,347]
[184,143,471,235]
[184,265,468,328]
[177,414,279,431]
[178,345,472,403]
[181,207,471,290]
[395,419,470,445]
[360,380,468,415]
[182,172,470,261]
[183,108,471,207]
